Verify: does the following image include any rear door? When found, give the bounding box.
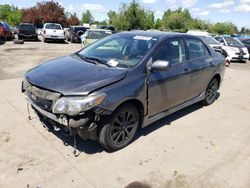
[147,37,191,117]
[185,37,215,100]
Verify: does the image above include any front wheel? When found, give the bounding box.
[202,78,219,106]
[99,104,139,151]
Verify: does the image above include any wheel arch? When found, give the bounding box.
[112,99,145,128]
[212,74,221,88]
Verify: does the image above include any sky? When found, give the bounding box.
[0,0,250,28]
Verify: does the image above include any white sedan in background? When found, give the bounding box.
[214,36,249,63]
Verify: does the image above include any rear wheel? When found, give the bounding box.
[70,35,74,43]
[202,78,219,106]
[99,104,139,151]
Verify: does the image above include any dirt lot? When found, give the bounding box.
[0,39,250,188]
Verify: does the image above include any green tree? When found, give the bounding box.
[162,8,192,32]
[0,4,21,26]
[81,10,94,24]
[154,18,162,29]
[107,0,155,31]
[212,22,238,35]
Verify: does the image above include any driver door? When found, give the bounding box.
[147,38,191,117]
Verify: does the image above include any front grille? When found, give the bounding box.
[23,79,61,112]
[236,52,246,55]
[28,92,53,112]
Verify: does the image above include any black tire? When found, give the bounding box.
[99,104,139,151]
[13,39,24,44]
[202,78,219,106]
[70,35,74,43]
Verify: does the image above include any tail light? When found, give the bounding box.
[43,30,46,34]
[224,59,230,66]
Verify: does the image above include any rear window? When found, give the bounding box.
[45,24,62,30]
[199,36,220,45]
[19,24,35,30]
[88,31,111,39]
[186,38,210,59]
[73,27,87,32]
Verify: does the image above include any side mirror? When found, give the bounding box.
[150,60,170,72]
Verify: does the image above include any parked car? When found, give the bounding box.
[214,36,249,63]
[0,21,13,40]
[22,31,225,150]
[65,26,88,43]
[97,25,115,32]
[42,23,65,42]
[81,29,112,47]
[196,35,224,54]
[18,23,38,41]
[240,38,250,58]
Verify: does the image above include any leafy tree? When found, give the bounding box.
[240,27,246,34]
[0,4,21,26]
[212,22,238,35]
[162,8,192,32]
[107,0,155,30]
[81,10,94,24]
[154,18,162,29]
[65,12,80,26]
[21,1,65,26]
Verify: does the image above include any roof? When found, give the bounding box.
[70,25,89,28]
[87,28,112,32]
[117,30,195,40]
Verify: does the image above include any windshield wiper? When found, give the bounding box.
[73,54,97,65]
[84,56,112,67]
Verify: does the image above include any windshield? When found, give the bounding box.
[199,36,220,45]
[45,24,62,30]
[78,34,158,68]
[224,37,244,47]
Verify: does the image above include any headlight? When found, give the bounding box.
[52,93,106,116]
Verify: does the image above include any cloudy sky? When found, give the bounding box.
[0,0,249,28]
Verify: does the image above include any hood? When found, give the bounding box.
[25,55,128,95]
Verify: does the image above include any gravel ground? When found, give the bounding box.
[0,39,250,188]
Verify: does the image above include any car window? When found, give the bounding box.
[243,39,250,45]
[89,31,111,39]
[19,24,35,30]
[153,39,186,65]
[79,34,158,68]
[45,24,62,30]
[186,38,210,60]
[224,37,244,47]
[215,37,225,45]
[96,38,125,52]
[199,36,220,45]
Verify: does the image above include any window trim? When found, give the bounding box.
[184,36,212,61]
[152,37,187,66]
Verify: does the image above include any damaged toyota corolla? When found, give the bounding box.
[22,31,225,150]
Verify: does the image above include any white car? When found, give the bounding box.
[187,31,224,55]
[42,23,65,42]
[214,36,249,63]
